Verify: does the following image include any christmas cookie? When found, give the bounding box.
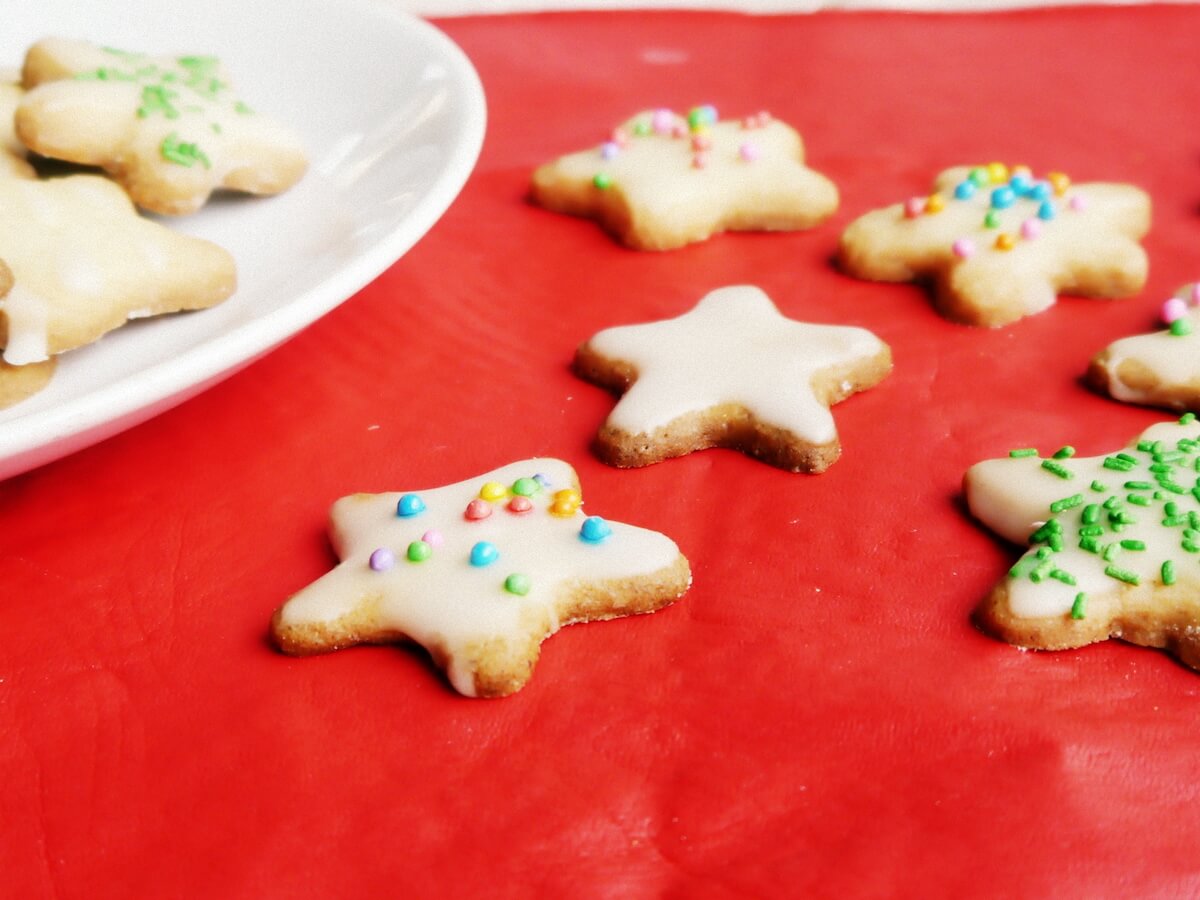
[573,285,891,473]
[271,459,691,698]
[838,164,1150,327]
[16,38,307,215]
[530,105,838,250]
[1088,284,1200,411]
[965,417,1200,670]
[0,173,236,365]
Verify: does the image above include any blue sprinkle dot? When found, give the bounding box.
[579,516,613,544]
[953,180,976,200]
[991,186,1016,210]
[1028,181,1051,201]
[396,494,425,517]
[1009,173,1032,196]
[470,541,499,567]
[1037,200,1056,221]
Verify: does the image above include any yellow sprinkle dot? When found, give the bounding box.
[995,232,1017,251]
[549,488,582,517]
[986,162,1009,184]
[479,481,508,502]
[925,192,945,214]
[1048,171,1071,196]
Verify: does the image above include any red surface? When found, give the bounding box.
[5,6,1200,897]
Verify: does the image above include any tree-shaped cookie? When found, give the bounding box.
[271,459,691,698]
[965,417,1200,670]
[1089,284,1200,411]
[839,164,1150,327]
[16,38,307,215]
[531,105,838,250]
[573,285,891,472]
[0,174,236,365]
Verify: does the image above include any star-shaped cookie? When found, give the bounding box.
[1088,284,1200,412]
[0,173,236,364]
[838,164,1150,327]
[16,38,307,215]
[965,418,1200,670]
[271,459,691,698]
[572,285,892,472]
[531,105,838,250]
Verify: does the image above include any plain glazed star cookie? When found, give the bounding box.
[965,417,1200,671]
[838,163,1150,327]
[1088,284,1200,411]
[271,459,691,698]
[530,105,838,250]
[572,285,892,473]
[0,173,236,365]
[16,37,307,215]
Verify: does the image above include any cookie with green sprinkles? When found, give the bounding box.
[1088,283,1200,413]
[15,38,307,215]
[530,105,837,250]
[965,418,1200,671]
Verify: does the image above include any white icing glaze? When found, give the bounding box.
[841,165,1150,324]
[966,420,1200,619]
[1097,284,1200,403]
[1,283,50,365]
[584,285,887,444]
[276,459,687,697]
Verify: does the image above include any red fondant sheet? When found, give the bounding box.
[4,7,1200,897]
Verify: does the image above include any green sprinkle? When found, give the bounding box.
[1071,592,1087,620]
[1184,541,1200,554]
[1009,556,1038,579]
[1090,480,1107,492]
[1082,504,1101,525]
[160,133,210,168]
[406,540,431,562]
[136,84,179,119]
[1049,494,1083,513]
[1170,318,1192,336]
[1103,495,1123,510]
[1008,448,1038,458]
[1127,493,1151,506]
[1029,558,1056,583]
[1136,441,1154,453]
[969,167,990,186]
[1181,412,1197,425]
[1120,539,1146,551]
[1104,564,1140,585]
[1162,560,1177,585]
[1079,537,1101,554]
[1079,525,1105,537]
[504,573,531,596]
[234,100,254,115]
[1050,569,1077,585]
[1103,543,1121,562]
[1041,460,1072,479]
[1053,446,1076,459]
[1123,480,1154,490]
[984,209,1001,229]
[1166,501,1180,517]
[1102,457,1134,472]
[1164,515,1188,527]
[592,172,612,190]
[511,477,541,497]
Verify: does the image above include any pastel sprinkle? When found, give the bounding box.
[1069,194,1087,212]
[550,488,582,517]
[1028,181,1051,202]
[925,193,946,214]
[1009,448,1038,458]
[480,481,508,502]
[592,172,612,190]
[991,186,1016,209]
[1020,219,1042,240]
[579,516,613,543]
[464,499,492,521]
[504,573,531,596]
[512,477,541,497]
[904,197,926,219]
[368,548,395,572]
[600,141,620,160]
[469,541,499,567]
[953,180,977,200]
[739,142,761,162]
[651,108,674,134]
[968,167,990,187]
[691,134,712,151]
[407,540,432,562]
[1191,284,1200,306]
[396,494,425,517]
[1048,171,1071,195]
[984,210,1001,229]
[692,152,709,170]
[1171,318,1193,337]
[952,238,975,259]
[995,233,1017,251]
[421,529,444,547]
[986,162,1009,184]
[507,495,534,514]
[1162,297,1188,324]
[1037,200,1056,220]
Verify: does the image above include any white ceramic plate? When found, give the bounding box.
[0,0,485,480]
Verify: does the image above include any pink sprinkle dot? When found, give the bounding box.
[1163,297,1189,324]
[692,151,709,169]
[756,111,772,126]
[952,238,975,259]
[610,127,629,147]
[1069,194,1087,212]
[421,529,444,548]
[651,108,674,134]
[1190,284,1200,306]
[1020,219,1041,239]
[691,134,711,151]
[507,496,533,514]
[464,499,491,521]
[904,197,926,219]
[739,142,760,162]
[671,123,688,139]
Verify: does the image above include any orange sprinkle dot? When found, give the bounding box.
[995,233,1017,251]
[549,488,582,517]
[925,192,946,214]
[1011,164,1032,179]
[1047,171,1071,196]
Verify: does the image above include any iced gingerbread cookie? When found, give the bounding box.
[573,285,891,473]
[965,417,1200,670]
[1088,284,1200,412]
[530,105,838,250]
[272,458,691,698]
[0,174,236,364]
[838,163,1150,327]
[16,38,307,215]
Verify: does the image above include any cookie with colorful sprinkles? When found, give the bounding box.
[530,105,838,250]
[573,285,891,473]
[271,459,691,698]
[1088,284,1200,412]
[16,37,307,215]
[965,417,1200,671]
[838,164,1150,327]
